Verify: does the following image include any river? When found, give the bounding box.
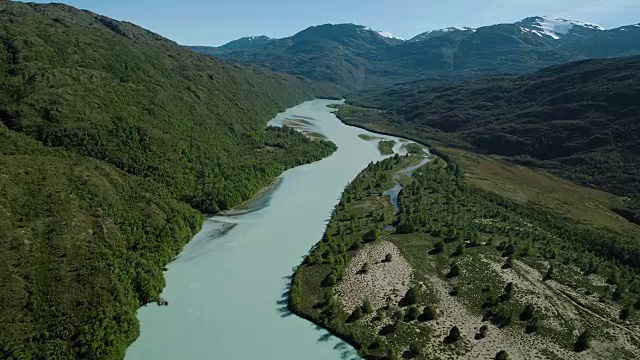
[125,99,421,360]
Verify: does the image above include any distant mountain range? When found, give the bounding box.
[187,17,640,88]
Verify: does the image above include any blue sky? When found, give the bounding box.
[24,0,640,45]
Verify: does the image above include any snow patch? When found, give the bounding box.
[377,31,403,40]
[440,26,475,32]
[245,36,270,41]
[520,27,545,38]
[451,26,475,31]
[527,16,604,40]
[411,27,475,41]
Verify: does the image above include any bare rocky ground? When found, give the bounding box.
[336,240,413,314]
[335,242,640,359]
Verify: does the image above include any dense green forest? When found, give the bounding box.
[339,56,640,217]
[0,2,337,359]
[0,1,339,213]
[291,154,640,359]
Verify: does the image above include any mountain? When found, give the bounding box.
[188,35,273,56]
[0,2,338,359]
[566,24,640,57]
[409,27,475,42]
[187,23,406,87]
[516,16,604,40]
[221,35,272,50]
[375,30,403,41]
[342,56,640,213]
[189,17,640,89]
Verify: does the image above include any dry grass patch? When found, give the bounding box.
[336,240,412,314]
[438,146,638,237]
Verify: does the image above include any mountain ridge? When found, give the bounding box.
[187,17,640,89]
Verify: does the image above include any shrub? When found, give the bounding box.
[475,324,489,339]
[399,286,419,307]
[362,299,373,314]
[526,316,539,334]
[491,304,514,327]
[452,243,465,257]
[419,305,437,322]
[363,228,378,242]
[447,263,461,278]
[407,343,421,358]
[347,307,363,323]
[405,306,420,322]
[620,306,631,321]
[612,287,624,302]
[502,255,514,269]
[322,273,337,287]
[504,244,516,257]
[520,304,535,321]
[574,330,591,352]
[444,326,461,343]
[359,262,371,274]
[543,266,554,281]
[433,240,445,254]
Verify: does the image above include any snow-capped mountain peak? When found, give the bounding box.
[360,26,403,40]
[520,16,604,40]
[377,31,403,40]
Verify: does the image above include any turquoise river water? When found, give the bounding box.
[126,99,419,360]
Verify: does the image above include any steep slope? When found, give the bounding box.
[0,2,337,359]
[0,1,339,213]
[189,18,640,89]
[342,56,640,213]
[189,23,402,87]
[515,16,604,41]
[566,24,640,57]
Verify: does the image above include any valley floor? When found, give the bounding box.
[289,147,640,359]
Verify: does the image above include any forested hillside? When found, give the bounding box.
[291,155,640,359]
[0,2,337,359]
[340,56,640,215]
[189,18,640,90]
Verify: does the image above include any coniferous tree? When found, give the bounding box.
[574,330,591,352]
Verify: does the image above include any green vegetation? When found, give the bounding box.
[574,330,591,352]
[0,2,338,359]
[190,22,640,90]
[436,146,639,237]
[358,134,383,141]
[0,1,338,214]
[0,128,201,360]
[377,140,396,155]
[341,56,640,219]
[290,153,640,359]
